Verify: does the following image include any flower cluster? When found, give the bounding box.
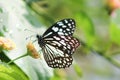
[27,42,40,59]
[0,37,15,50]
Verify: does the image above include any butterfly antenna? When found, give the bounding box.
[26,35,36,40]
[24,29,37,34]
[24,29,38,40]
[32,39,37,43]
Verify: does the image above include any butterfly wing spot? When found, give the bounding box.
[57,21,64,25]
[71,31,74,34]
[60,40,66,46]
[66,28,70,31]
[66,58,70,61]
[51,65,53,67]
[71,39,75,43]
[43,32,53,38]
[64,19,68,23]
[73,25,75,28]
[63,60,66,64]
[63,30,66,33]
[72,28,75,31]
[53,36,60,41]
[53,61,55,63]
[59,60,62,63]
[67,36,71,39]
[58,32,64,35]
[59,28,63,32]
[68,32,71,35]
[67,45,71,49]
[62,25,67,28]
[70,19,73,22]
[65,33,68,36]
[55,59,57,62]
[56,64,58,66]
[68,23,71,27]
[52,27,59,32]
[72,22,74,25]
[61,39,65,42]
[65,53,69,57]
[52,41,61,46]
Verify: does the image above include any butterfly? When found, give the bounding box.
[36,19,80,68]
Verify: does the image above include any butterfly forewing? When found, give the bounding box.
[42,19,75,38]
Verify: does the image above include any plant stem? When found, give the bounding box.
[104,55,120,68]
[111,51,120,56]
[7,53,28,65]
[81,41,120,68]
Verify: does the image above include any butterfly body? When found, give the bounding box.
[36,35,45,48]
[36,19,80,68]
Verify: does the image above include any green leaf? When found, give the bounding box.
[110,23,120,45]
[0,0,53,80]
[110,9,120,45]
[50,69,66,80]
[0,73,15,80]
[73,63,83,77]
[0,62,28,80]
[75,12,95,46]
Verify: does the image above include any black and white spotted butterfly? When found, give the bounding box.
[36,19,80,68]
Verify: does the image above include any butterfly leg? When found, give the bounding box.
[38,49,42,54]
[26,35,35,40]
[32,39,37,43]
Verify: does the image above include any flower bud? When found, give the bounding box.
[106,0,120,14]
[27,42,40,59]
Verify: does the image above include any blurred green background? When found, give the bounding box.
[0,0,120,80]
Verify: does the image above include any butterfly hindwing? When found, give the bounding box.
[43,44,73,68]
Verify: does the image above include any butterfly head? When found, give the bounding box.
[36,34,40,39]
[36,34,45,48]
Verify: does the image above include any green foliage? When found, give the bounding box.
[0,8,3,13]
[0,0,120,80]
[0,0,52,80]
[50,69,66,80]
[73,63,82,77]
[110,10,120,45]
[110,23,120,45]
[0,62,28,80]
[75,12,95,47]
